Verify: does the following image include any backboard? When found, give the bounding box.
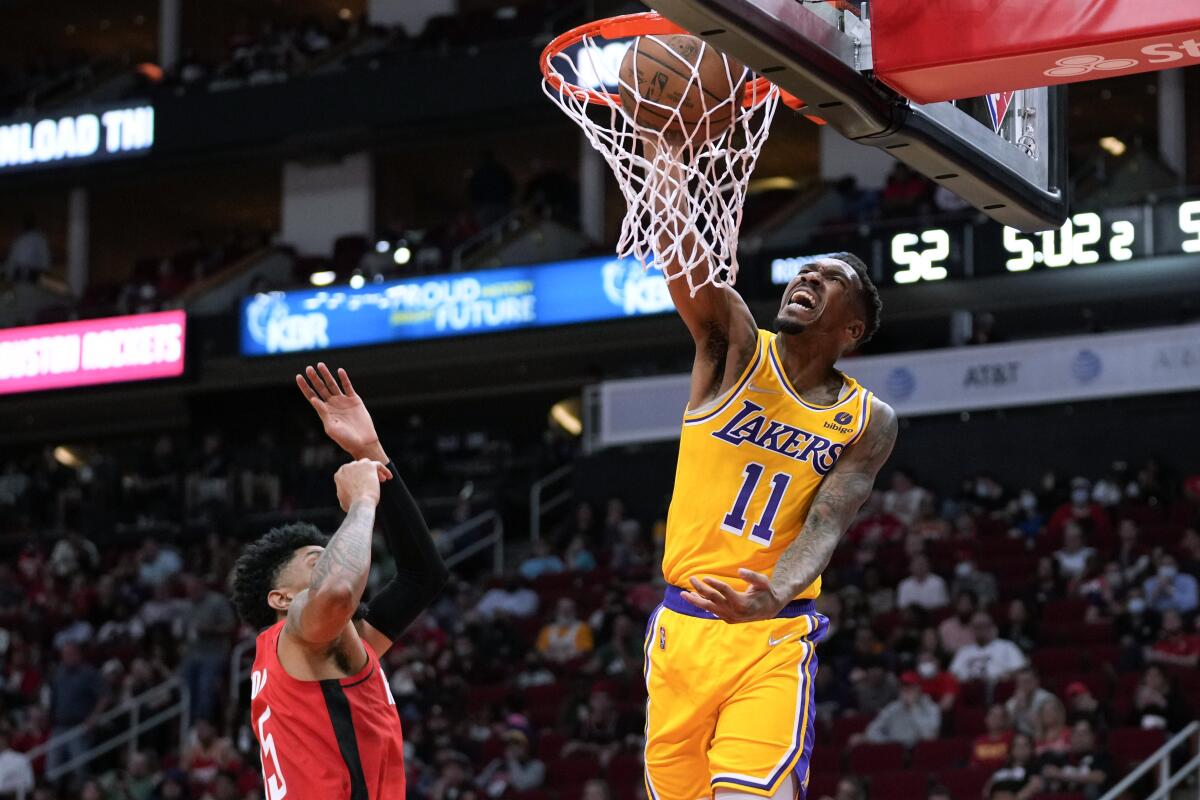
[642,0,1069,232]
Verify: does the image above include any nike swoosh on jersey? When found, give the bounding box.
[767,632,796,646]
[745,384,781,395]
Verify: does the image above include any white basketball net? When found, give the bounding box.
[543,33,780,294]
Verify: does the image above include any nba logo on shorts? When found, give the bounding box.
[659,626,667,650]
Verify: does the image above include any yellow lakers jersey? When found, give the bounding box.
[662,329,874,599]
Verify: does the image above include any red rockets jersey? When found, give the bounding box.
[250,621,405,800]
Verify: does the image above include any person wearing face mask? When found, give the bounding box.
[1142,554,1198,614]
[951,553,997,607]
[1046,478,1111,541]
[914,652,960,713]
[1010,490,1045,540]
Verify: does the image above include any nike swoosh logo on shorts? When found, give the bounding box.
[767,632,796,646]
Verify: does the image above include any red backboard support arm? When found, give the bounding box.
[873,0,1200,103]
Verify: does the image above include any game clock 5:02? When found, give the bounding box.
[881,198,1200,284]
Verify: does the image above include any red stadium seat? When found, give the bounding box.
[1043,597,1089,621]
[538,731,565,761]
[810,743,842,774]
[1031,647,1086,676]
[830,714,871,746]
[868,770,929,800]
[936,767,991,800]
[954,707,988,737]
[959,681,988,708]
[910,738,970,770]
[805,772,842,800]
[548,754,602,786]
[846,742,905,773]
[607,752,644,800]
[1108,727,1166,767]
[1081,644,1120,670]
[466,682,510,709]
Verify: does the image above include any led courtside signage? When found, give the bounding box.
[0,311,186,395]
[240,256,673,356]
[0,105,154,173]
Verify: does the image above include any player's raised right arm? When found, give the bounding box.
[647,140,758,405]
[285,460,383,645]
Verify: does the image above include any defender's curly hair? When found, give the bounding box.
[828,251,882,345]
[231,522,329,630]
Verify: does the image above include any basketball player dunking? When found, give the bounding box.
[644,254,898,800]
[231,364,448,800]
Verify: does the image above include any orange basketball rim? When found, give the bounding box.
[539,11,810,114]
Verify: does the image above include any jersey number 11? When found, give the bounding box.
[721,463,791,546]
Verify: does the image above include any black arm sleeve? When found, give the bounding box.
[363,461,450,641]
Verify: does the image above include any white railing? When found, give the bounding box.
[1099,721,1200,800]
[529,465,573,544]
[443,510,505,575]
[21,676,189,793]
[227,636,258,725]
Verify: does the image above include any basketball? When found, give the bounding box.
[618,34,745,144]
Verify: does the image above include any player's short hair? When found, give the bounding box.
[231,522,329,630]
[828,251,882,345]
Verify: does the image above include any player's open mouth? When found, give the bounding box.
[787,288,818,312]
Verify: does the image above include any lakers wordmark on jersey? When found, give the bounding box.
[662,328,873,599]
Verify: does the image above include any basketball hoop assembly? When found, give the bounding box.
[541,13,787,293]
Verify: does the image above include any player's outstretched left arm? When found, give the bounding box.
[684,398,898,623]
[297,363,450,655]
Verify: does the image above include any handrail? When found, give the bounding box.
[442,510,505,575]
[1098,721,1200,800]
[24,675,190,784]
[227,636,258,726]
[530,464,573,544]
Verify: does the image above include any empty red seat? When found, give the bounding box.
[466,682,511,709]
[954,707,987,737]
[548,754,602,785]
[847,742,905,773]
[936,767,991,800]
[810,744,842,774]
[829,714,870,746]
[806,772,842,800]
[1108,727,1166,767]
[1081,644,1120,670]
[868,769,929,800]
[606,752,643,800]
[1032,647,1085,676]
[1044,597,1089,620]
[959,681,987,708]
[911,738,970,770]
[537,730,565,761]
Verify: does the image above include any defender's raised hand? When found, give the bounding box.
[296,363,389,464]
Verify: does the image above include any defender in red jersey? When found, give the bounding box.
[232,364,448,800]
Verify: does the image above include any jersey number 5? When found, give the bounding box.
[721,463,791,546]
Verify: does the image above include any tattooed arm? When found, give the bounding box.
[683,398,898,622]
[285,459,383,646]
